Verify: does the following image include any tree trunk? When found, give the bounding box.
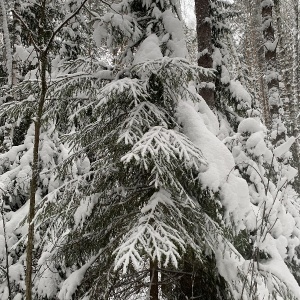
[274,0,300,192]
[0,0,13,87]
[274,0,293,134]
[290,0,300,192]
[25,50,48,300]
[261,0,285,145]
[17,1,89,298]
[150,259,159,300]
[25,1,48,297]
[12,0,21,86]
[253,0,269,124]
[178,259,194,300]
[292,0,300,140]
[194,0,215,108]
[1,197,11,300]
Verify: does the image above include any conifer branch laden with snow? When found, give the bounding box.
[0,0,299,299]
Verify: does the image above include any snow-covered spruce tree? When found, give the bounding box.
[200,0,254,133]
[219,1,300,298]
[236,0,270,123]
[224,117,300,299]
[275,0,300,194]
[30,0,273,299]
[20,0,298,299]
[0,0,299,299]
[229,0,263,111]
[193,0,300,299]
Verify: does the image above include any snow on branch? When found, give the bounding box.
[121,126,208,181]
[273,137,295,158]
[113,189,185,274]
[133,57,213,85]
[118,101,170,145]
[95,78,147,108]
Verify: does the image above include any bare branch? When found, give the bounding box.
[11,9,40,52]
[45,0,89,53]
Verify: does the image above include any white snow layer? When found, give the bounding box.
[162,10,185,42]
[177,101,234,191]
[58,257,96,300]
[229,80,252,107]
[259,233,300,299]
[273,136,295,158]
[238,118,262,134]
[15,45,38,65]
[162,9,188,58]
[193,88,219,135]
[133,34,163,65]
[177,101,252,231]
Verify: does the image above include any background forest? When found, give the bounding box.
[1,0,300,299]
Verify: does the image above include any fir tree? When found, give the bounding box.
[34,0,253,299]
[0,1,300,299]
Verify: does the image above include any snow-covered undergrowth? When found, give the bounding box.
[0,0,299,299]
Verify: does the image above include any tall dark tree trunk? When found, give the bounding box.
[274,0,300,192]
[178,259,195,300]
[195,0,215,108]
[253,0,270,125]
[19,1,89,298]
[240,0,269,123]
[150,259,159,300]
[24,2,48,297]
[261,0,285,145]
[25,51,47,300]
[274,0,293,133]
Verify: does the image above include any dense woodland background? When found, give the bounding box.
[1,0,300,299]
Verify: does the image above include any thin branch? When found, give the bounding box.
[11,9,40,52]
[45,0,89,53]
[0,192,12,300]
[99,0,119,14]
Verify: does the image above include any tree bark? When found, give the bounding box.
[253,0,270,124]
[274,0,293,133]
[1,197,11,300]
[0,0,13,87]
[261,0,285,145]
[25,50,48,300]
[290,0,300,192]
[150,259,159,300]
[12,0,21,86]
[21,1,89,297]
[194,0,215,108]
[274,0,299,181]
[24,2,47,297]
[292,0,300,140]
